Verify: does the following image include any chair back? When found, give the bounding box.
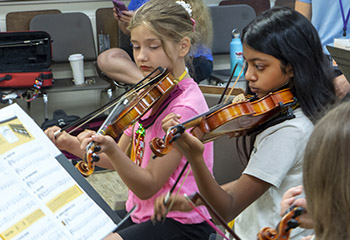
[95,8,120,54]
[6,9,61,31]
[30,12,97,63]
[275,0,295,9]
[219,0,270,15]
[210,4,256,55]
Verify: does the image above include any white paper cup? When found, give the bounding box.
[68,54,85,85]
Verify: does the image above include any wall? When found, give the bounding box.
[0,0,274,125]
[0,0,115,125]
[0,0,226,126]
[0,0,113,34]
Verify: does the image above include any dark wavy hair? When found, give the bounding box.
[241,7,336,123]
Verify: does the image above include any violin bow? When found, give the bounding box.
[0,38,48,48]
[150,63,246,157]
[163,161,190,205]
[218,63,238,104]
[150,100,232,158]
[161,163,192,223]
[185,193,230,240]
[83,96,133,166]
[160,166,241,240]
[223,61,246,104]
[185,192,241,240]
[54,67,167,137]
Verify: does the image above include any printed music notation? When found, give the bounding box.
[9,124,31,138]
[0,117,33,155]
[0,104,117,240]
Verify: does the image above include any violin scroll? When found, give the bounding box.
[257,206,305,240]
[75,142,101,177]
[150,125,185,158]
[75,161,93,177]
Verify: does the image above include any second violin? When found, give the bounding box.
[150,88,298,157]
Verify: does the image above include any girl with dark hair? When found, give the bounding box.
[153,7,336,239]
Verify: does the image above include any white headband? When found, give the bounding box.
[176,1,192,17]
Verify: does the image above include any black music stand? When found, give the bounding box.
[327,45,350,81]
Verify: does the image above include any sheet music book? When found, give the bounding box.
[327,45,350,82]
[0,104,120,240]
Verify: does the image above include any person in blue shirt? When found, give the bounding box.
[296,0,350,99]
[127,0,148,10]
[98,0,213,84]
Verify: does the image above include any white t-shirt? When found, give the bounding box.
[235,108,314,239]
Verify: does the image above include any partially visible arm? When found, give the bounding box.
[152,173,270,223]
[171,130,271,222]
[334,74,350,99]
[295,1,312,20]
[117,10,134,35]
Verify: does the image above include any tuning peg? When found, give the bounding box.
[92,153,100,163]
[93,145,101,153]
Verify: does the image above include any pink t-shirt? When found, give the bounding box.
[124,78,214,224]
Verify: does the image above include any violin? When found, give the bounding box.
[257,206,305,240]
[150,88,298,157]
[75,67,179,177]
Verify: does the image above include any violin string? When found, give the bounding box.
[224,61,246,104]
[66,91,135,135]
[59,87,137,136]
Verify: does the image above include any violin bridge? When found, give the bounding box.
[232,93,246,103]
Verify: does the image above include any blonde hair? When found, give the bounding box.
[303,101,350,240]
[128,0,200,66]
[179,0,213,48]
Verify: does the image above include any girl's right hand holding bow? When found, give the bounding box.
[44,126,81,153]
[152,193,192,222]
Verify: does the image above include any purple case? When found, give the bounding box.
[112,0,128,15]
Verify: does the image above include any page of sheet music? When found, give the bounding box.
[0,104,117,240]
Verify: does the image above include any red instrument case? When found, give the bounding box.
[0,31,53,88]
